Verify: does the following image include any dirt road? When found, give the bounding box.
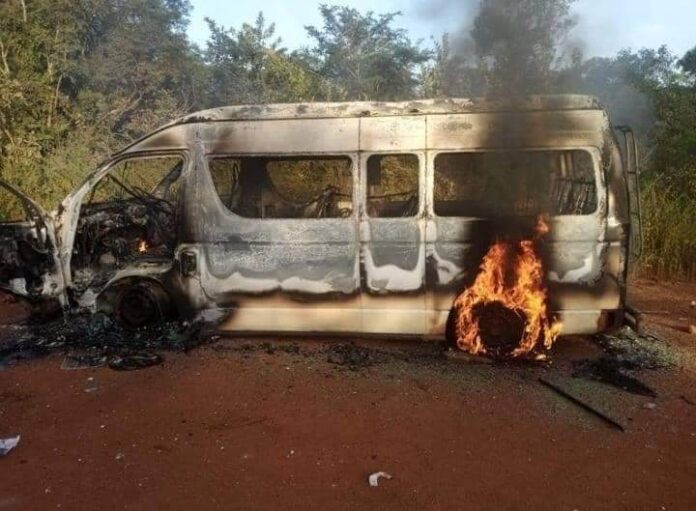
[1,279,696,511]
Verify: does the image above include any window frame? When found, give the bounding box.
[360,151,425,220]
[205,152,359,221]
[82,150,190,208]
[428,147,602,219]
[362,152,423,220]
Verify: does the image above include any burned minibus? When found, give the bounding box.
[0,95,642,351]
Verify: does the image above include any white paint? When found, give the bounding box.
[203,271,335,296]
[431,247,464,285]
[363,247,424,291]
[549,249,596,283]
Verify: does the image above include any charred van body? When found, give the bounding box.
[0,95,641,340]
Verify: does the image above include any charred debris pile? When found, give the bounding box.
[572,327,675,397]
[0,314,206,371]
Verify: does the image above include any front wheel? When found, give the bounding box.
[114,282,172,329]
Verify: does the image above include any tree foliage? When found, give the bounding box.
[203,13,333,105]
[0,0,200,206]
[303,5,431,101]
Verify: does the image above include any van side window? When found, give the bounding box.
[88,156,184,205]
[433,150,597,217]
[208,156,353,219]
[366,154,419,218]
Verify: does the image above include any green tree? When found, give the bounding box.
[204,12,331,105]
[0,0,107,206]
[77,0,202,147]
[0,0,202,212]
[304,5,431,101]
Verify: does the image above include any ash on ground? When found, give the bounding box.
[593,327,674,370]
[326,343,375,370]
[573,327,675,396]
[0,314,206,371]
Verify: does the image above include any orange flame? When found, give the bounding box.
[453,216,562,358]
[137,240,148,253]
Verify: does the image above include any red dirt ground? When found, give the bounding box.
[1,278,696,511]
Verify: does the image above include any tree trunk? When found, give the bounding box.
[47,74,63,128]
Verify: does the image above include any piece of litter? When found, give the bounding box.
[61,354,107,370]
[0,435,20,456]
[643,402,657,410]
[368,471,392,487]
[108,353,163,371]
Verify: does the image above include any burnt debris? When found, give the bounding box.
[572,327,672,396]
[0,314,206,371]
[72,169,180,292]
[327,343,374,370]
[0,224,55,297]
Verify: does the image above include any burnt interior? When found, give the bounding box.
[434,150,597,217]
[0,185,54,296]
[71,156,183,290]
[0,222,54,295]
[366,154,419,217]
[209,155,353,219]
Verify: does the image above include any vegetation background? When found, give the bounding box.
[0,0,694,278]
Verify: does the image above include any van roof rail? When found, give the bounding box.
[169,95,603,125]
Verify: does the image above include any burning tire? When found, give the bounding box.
[452,216,562,358]
[472,301,526,357]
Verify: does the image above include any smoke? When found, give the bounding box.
[424,0,581,97]
[417,0,654,141]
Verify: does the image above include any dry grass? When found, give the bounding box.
[636,176,696,280]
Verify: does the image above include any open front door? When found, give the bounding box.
[0,179,63,302]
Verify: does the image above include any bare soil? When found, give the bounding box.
[1,278,696,511]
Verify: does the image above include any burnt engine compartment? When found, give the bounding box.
[0,223,54,296]
[71,178,178,290]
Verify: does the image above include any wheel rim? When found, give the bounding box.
[116,286,162,328]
